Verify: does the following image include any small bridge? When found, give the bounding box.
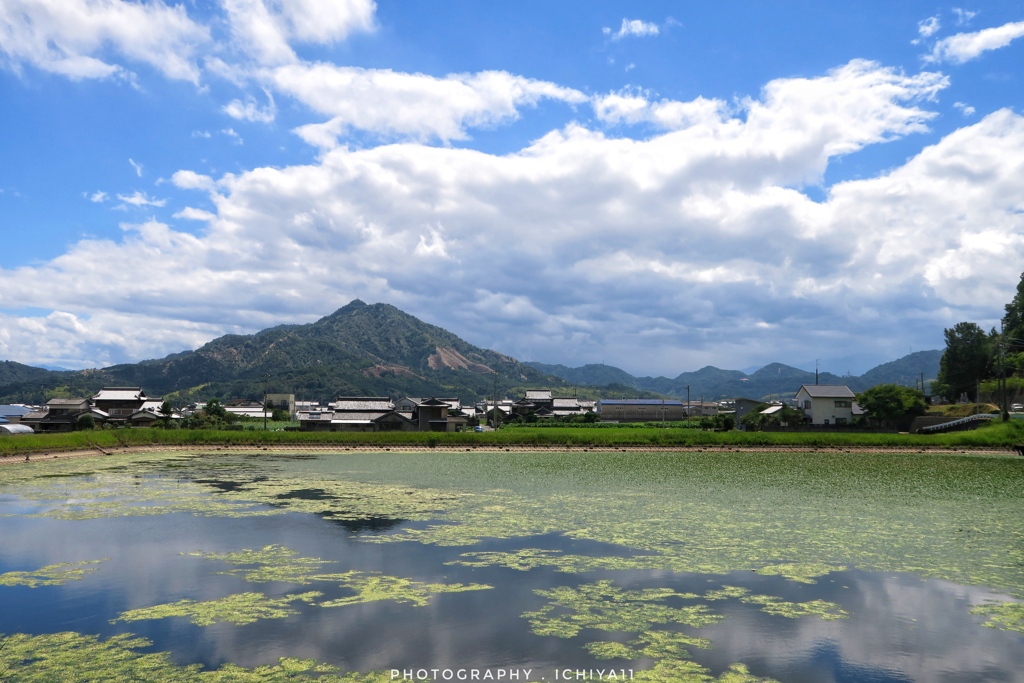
[916,413,998,434]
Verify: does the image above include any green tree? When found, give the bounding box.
[856,384,927,425]
[159,401,174,429]
[999,272,1024,348]
[934,322,992,402]
[204,399,227,420]
[75,413,96,431]
[1002,271,1024,374]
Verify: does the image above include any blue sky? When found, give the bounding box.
[1,1,1023,377]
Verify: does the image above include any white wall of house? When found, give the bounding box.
[795,387,856,425]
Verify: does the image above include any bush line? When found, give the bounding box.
[2,420,1024,457]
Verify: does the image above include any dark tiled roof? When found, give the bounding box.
[599,399,683,406]
[798,385,855,398]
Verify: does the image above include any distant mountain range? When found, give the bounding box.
[0,300,940,404]
[526,349,942,401]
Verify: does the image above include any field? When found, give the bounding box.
[2,419,1024,458]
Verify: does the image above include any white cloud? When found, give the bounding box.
[0,0,208,81]
[953,101,976,116]
[129,158,143,177]
[171,170,216,191]
[89,190,108,203]
[953,8,978,26]
[271,64,587,145]
[223,91,276,123]
[222,0,375,66]
[918,16,941,38]
[173,207,216,221]
[603,18,659,40]
[116,190,166,208]
[593,89,727,129]
[592,60,947,187]
[3,61,1022,375]
[929,20,1024,63]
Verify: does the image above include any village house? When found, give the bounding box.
[21,398,93,432]
[597,399,685,422]
[91,387,149,425]
[298,397,418,432]
[794,385,858,425]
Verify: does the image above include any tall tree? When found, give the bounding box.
[934,322,992,402]
[1003,271,1024,338]
[1002,271,1024,375]
[856,384,926,426]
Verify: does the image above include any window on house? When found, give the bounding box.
[835,401,850,408]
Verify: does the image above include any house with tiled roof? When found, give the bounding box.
[794,385,857,425]
[21,398,92,432]
[92,387,149,424]
[596,399,684,422]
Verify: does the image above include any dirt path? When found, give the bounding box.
[1,442,1019,466]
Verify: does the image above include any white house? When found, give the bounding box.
[794,385,857,425]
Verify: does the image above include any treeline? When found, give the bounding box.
[934,271,1024,407]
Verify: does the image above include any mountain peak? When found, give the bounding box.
[322,299,368,320]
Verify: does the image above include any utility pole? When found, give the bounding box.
[262,373,269,431]
[1000,323,1009,421]
[492,372,499,429]
[686,385,690,427]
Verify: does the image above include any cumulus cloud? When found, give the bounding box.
[272,64,588,145]
[592,61,947,187]
[171,170,216,191]
[0,0,208,81]
[173,207,216,221]
[89,190,108,203]
[115,190,166,208]
[953,101,976,116]
[929,20,1024,63]
[5,59,1015,375]
[918,16,941,38]
[223,91,276,123]
[953,8,978,26]
[222,0,375,66]
[603,18,659,40]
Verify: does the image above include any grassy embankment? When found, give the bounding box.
[1,419,1023,457]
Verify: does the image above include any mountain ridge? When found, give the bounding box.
[0,301,941,404]
[525,349,941,401]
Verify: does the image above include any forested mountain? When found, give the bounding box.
[527,350,941,401]
[0,301,564,404]
[0,360,55,387]
[0,300,941,404]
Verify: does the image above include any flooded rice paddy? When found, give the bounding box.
[1,449,1022,682]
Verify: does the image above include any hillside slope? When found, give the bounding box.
[0,301,562,404]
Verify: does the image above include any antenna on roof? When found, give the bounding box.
[815,359,820,386]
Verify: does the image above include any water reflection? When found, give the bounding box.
[0,453,1022,683]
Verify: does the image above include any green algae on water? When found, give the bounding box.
[319,571,490,608]
[523,580,715,638]
[185,544,341,584]
[0,631,393,683]
[114,591,322,626]
[0,560,107,587]
[185,544,492,604]
[738,594,848,620]
[753,562,839,584]
[586,629,713,660]
[970,600,1024,632]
